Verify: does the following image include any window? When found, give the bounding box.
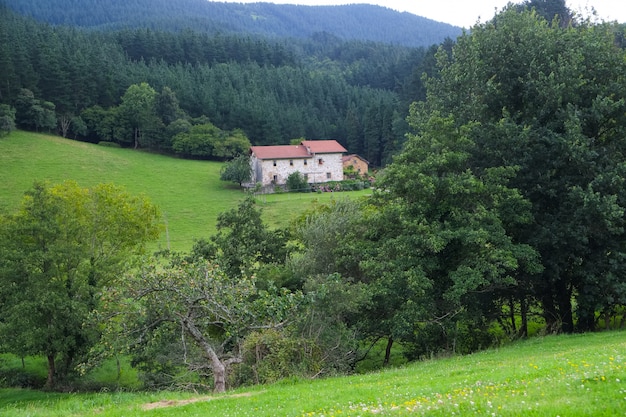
[304,173,308,180]
[318,158,323,165]
[304,160,308,166]
[289,160,293,166]
[273,175,278,183]
[326,172,331,179]
[273,160,277,166]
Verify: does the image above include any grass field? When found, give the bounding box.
[0,131,369,252]
[1,330,625,416]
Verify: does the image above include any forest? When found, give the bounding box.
[3,0,626,394]
[1,0,462,47]
[0,3,453,167]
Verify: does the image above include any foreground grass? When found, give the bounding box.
[2,331,625,416]
[0,131,369,251]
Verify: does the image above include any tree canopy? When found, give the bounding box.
[0,181,161,388]
[420,6,626,333]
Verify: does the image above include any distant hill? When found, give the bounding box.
[1,0,462,47]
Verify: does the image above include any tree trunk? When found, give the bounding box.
[509,296,517,334]
[134,127,140,149]
[46,354,56,389]
[211,356,227,393]
[519,297,528,338]
[181,316,234,393]
[541,289,559,333]
[59,114,71,138]
[383,336,393,367]
[556,281,574,333]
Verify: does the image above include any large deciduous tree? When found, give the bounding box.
[172,122,251,160]
[0,181,161,388]
[103,254,300,392]
[118,82,158,149]
[421,7,626,332]
[364,113,539,356]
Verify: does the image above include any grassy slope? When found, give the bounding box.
[0,131,369,251]
[1,331,625,416]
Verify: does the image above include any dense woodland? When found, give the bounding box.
[3,0,626,394]
[0,3,454,166]
[1,0,461,47]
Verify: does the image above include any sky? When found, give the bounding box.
[217,1,626,28]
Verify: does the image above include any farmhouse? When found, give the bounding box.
[250,140,347,186]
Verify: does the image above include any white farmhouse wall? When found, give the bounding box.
[252,154,344,186]
[310,153,344,183]
[257,158,310,185]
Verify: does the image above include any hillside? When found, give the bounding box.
[1,330,625,416]
[1,0,462,47]
[0,131,369,251]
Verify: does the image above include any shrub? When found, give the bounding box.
[98,141,121,147]
[231,328,320,386]
[286,172,310,193]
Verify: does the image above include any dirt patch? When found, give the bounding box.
[141,392,258,410]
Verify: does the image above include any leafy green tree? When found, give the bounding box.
[117,82,158,149]
[13,88,57,132]
[516,0,573,27]
[207,196,289,279]
[80,105,118,143]
[0,181,161,388]
[102,254,301,392]
[363,113,540,356]
[220,153,252,187]
[0,103,16,136]
[172,122,251,160]
[423,7,626,332]
[212,128,251,160]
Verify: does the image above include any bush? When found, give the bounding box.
[0,368,46,389]
[231,328,321,387]
[98,141,121,147]
[286,172,310,193]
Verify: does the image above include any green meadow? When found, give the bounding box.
[0,131,369,252]
[1,330,625,416]
[3,131,626,416]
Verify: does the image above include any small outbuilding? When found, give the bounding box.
[342,154,369,178]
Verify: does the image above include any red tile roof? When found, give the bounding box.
[342,154,369,163]
[250,140,347,160]
[250,145,310,160]
[301,140,347,154]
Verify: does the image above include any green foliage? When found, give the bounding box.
[210,196,289,279]
[101,254,302,392]
[0,104,16,137]
[233,328,317,386]
[2,0,461,47]
[0,5,412,158]
[117,82,158,149]
[351,113,541,356]
[220,154,252,186]
[0,181,161,388]
[13,89,56,132]
[172,123,251,160]
[423,7,626,333]
[285,171,309,193]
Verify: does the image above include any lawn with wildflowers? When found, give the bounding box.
[1,331,625,416]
